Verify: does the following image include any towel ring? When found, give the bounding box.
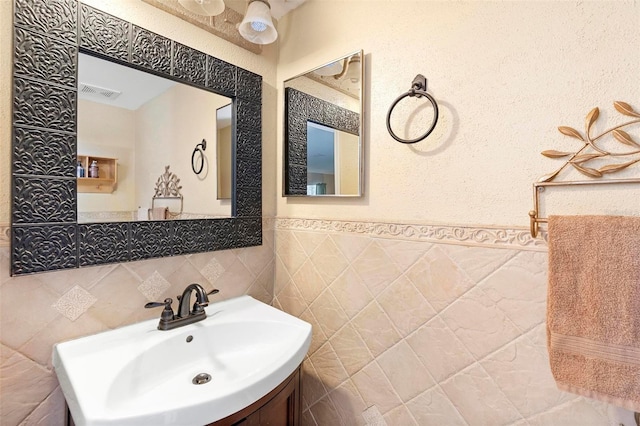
[191,139,207,175]
[386,74,439,144]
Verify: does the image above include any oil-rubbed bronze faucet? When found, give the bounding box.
[145,284,219,331]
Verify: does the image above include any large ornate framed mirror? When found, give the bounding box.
[283,50,364,197]
[11,0,262,275]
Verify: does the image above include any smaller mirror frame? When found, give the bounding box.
[283,50,364,197]
[11,0,262,275]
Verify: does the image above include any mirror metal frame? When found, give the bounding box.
[11,0,262,275]
[282,50,364,197]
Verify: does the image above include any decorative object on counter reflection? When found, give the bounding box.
[238,0,278,44]
[76,161,85,178]
[192,139,207,175]
[152,165,184,218]
[529,101,640,238]
[88,160,99,178]
[386,74,439,144]
[178,0,225,16]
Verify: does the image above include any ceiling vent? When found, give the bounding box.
[79,82,122,101]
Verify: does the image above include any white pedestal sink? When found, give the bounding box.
[53,296,312,426]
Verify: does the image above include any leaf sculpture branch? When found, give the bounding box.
[539,101,640,182]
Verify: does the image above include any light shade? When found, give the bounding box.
[178,0,225,16]
[238,0,278,45]
[345,56,361,83]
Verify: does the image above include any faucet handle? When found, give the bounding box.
[144,298,175,322]
[192,289,220,313]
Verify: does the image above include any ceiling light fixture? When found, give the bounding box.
[238,0,278,45]
[333,55,361,83]
[178,0,225,16]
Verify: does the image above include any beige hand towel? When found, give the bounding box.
[148,207,168,220]
[547,215,640,412]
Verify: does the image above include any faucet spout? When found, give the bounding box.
[177,283,209,318]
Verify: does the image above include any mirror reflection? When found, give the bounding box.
[283,50,364,197]
[77,53,233,222]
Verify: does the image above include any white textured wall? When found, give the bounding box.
[277,0,640,227]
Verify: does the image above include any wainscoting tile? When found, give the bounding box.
[406,246,476,312]
[52,285,97,321]
[351,241,402,296]
[299,309,327,356]
[292,260,325,305]
[406,386,467,426]
[0,344,58,426]
[377,341,435,402]
[439,286,521,359]
[308,394,342,426]
[329,233,371,263]
[481,330,574,418]
[375,238,433,270]
[439,244,520,283]
[276,280,307,317]
[406,316,475,382]
[351,301,401,358]
[329,323,372,376]
[441,364,522,426]
[328,380,367,426]
[383,404,418,426]
[308,289,349,339]
[351,361,402,415]
[309,342,349,390]
[480,251,548,333]
[309,236,349,286]
[329,267,373,319]
[138,270,171,301]
[377,275,436,337]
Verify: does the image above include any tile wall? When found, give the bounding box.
[272,219,612,426]
[0,224,274,425]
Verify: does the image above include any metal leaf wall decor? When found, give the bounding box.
[539,101,640,182]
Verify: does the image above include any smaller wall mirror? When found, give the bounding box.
[283,50,364,197]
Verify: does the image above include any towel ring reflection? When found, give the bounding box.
[191,139,207,175]
[386,74,439,144]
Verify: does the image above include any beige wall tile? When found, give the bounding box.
[351,301,401,357]
[351,242,402,296]
[375,238,433,270]
[309,342,348,390]
[309,237,349,286]
[276,280,307,317]
[406,316,475,382]
[377,341,435,402]
[439,245,519,283]
[406,386,467,426]
[0,277,60,349]
[440,286,521,359]
[377,275,436,337]
[308,289,349,338]
[406,246,476,312]
[292,230,327,256]
[329,267,373,319]
[383,404,418,426]
[308,394,343,426]
[351,361,402,414]
[329,379,367,426]
[21,386,66,425]
[480,251,547,333]
[293,260,327,305]
[301,358,328,409]
[0,345,58,425]
[526,398,609,426]
[299,309,327,356]
[275,230,308,276]
[329,323,372,376]
[481,325,574,418]
[441,364,522,426]
[329,233,370,262]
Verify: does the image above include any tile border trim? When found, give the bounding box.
[274,217,548,251]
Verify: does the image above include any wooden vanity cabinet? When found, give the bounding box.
[211,366,301,426]
[65,366,300,426]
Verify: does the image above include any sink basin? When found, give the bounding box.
[53,296,312,426]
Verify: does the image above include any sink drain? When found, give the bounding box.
[192,373,212,385]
